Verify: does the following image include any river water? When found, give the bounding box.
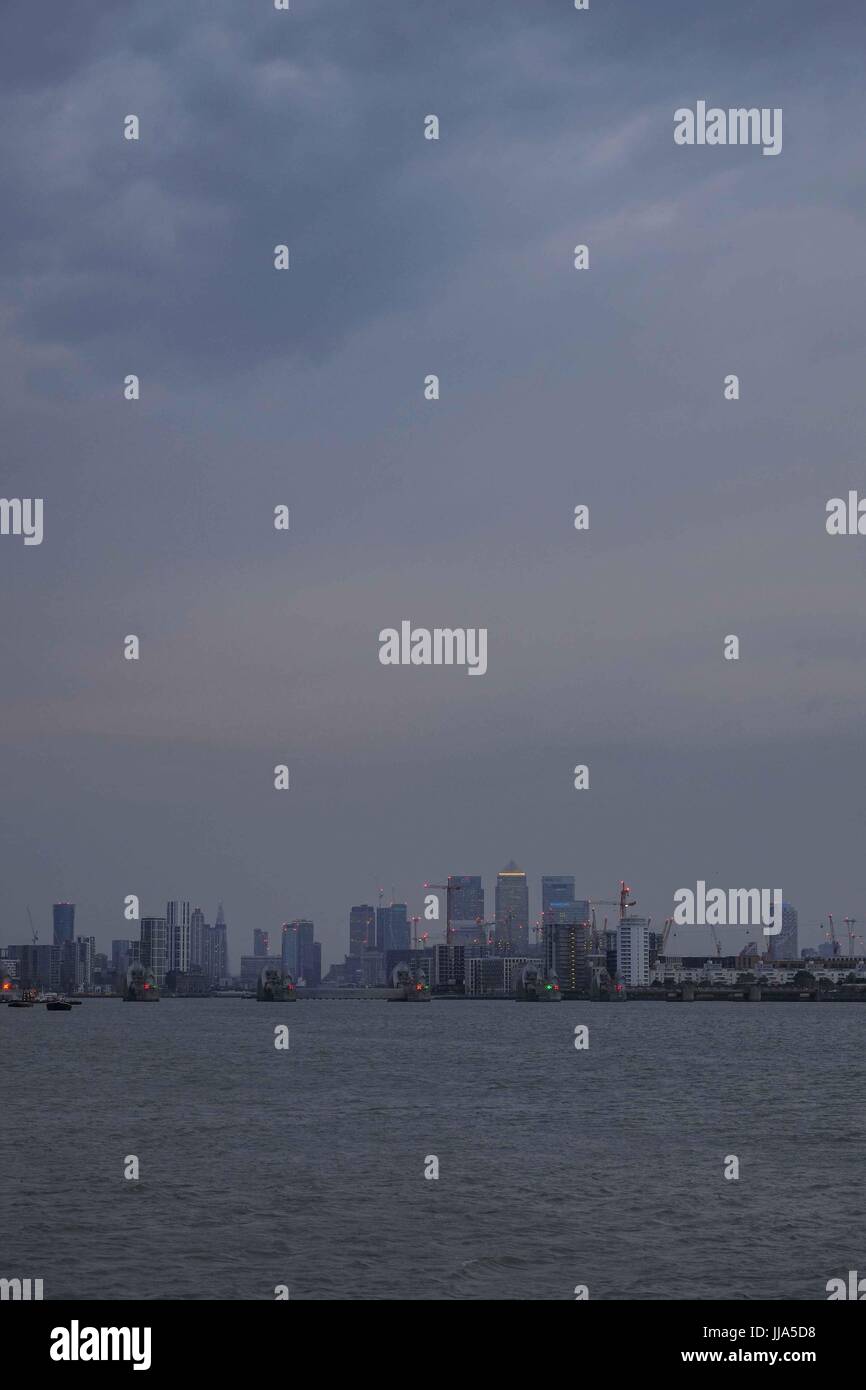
[3,998,862,1299]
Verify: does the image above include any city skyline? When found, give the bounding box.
[4,874,859,970]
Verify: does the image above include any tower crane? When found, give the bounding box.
[844,917,857,957]
[827,914,840,957]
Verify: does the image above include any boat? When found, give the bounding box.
[9,988,38,1009]
[46,998,73,1011]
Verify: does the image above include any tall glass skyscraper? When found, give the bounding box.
[541,876,575,925]
[495,861,529,950]
[281,920,316,981]
[376,903,409,951]
[349,905,375,955]
[53,902,75,946]
[447,876,484,925]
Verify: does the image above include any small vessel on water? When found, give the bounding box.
[124,963,160,1001]
[257,967,296,1002]
[46,998,73,1012]
[9,988,38,1009]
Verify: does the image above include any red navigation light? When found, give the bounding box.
[143,983,150,990]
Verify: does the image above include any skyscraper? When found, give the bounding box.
[769,902,799,962]
[166,901,191,974]
[542,877,575,925]
[495,861,529,950]
[141,917,168,987]
[253,928,270,958]
[447,876,484,926]
[281,920,316,982]
[53,902,75,946]
[376,903,409,952]
[190,907,206,970]
[349,905,375,955]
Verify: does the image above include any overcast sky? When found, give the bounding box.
[2,0,865,966]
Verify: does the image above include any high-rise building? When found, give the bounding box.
[190,907,206,970]
[253,929,270,958]
[447,876,484,926]
[376,903,409,952]
[542,877,575,925]
[166,901,191,975]
[203,917,227,985]
[495,861,529,950]
[141,917,168,987]
[281,920,316,982]
[349,905,375,955]
[543,920,591,993]
[617,916,650,987]
[53,903,75,946]
[61,936,94,993]
[769,902,799,962]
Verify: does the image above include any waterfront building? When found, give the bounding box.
[253,928,270,958]
[281,920,316,981]
[543,919,592,993]
[617,916,651,987]
[141,917,168,988]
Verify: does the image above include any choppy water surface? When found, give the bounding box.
[3,999,863,1299]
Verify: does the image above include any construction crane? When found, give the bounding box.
[589,882,635,930]
[827,914,840,957]
[844,917,858,956]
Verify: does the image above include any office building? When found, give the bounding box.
[349,905,376,955]
[53,903,75,946]
[141,917,168,988]
[281,920,316,982]
[542,877,575,925]
[495,860,529,950]
[448,876,484,926]
[376,903,409,952]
